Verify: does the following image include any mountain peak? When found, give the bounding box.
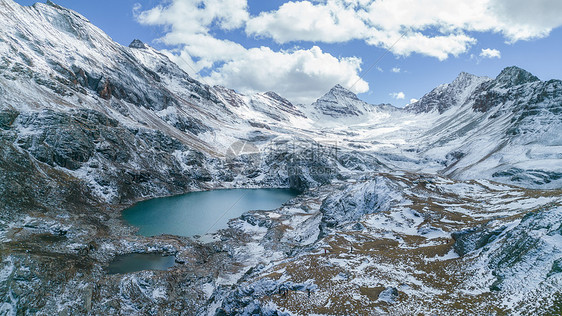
[264,91,290,103]
[129,39,147,49]
[323,84,360,101]
[453,71,478,83]
[42,0,89,22]
[406,71,489,114]
[330,83,353,92]
[311,84,368,117]
[495,66,539,88]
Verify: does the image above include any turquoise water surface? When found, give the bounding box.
[122,188,298,237]
[106,253,176,274]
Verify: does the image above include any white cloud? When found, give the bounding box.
[378,33,476,61]
[204,46,368,104]
[169,45,368,105]
[489,0,562,42]
[390,92,406,100]
[480,48,501,59]
[409,98,419,104]
[136,0,249,33]
[135,0,249,69]
[166,44,368,104]
[136,0,367,104]
[244,0,562,60]
[132,3,142,14]
[246,1,368,43]
[391,67,401,73]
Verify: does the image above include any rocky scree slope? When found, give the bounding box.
[204,174,562,315]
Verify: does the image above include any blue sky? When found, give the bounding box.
[14,0,562,106]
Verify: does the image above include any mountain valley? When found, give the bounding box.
[0,1,561,315]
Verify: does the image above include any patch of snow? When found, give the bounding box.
[365,207,424,236]
[377,287,398,303]
[423,248,460,262]
[151,287,167,301]
[201,283,215,300]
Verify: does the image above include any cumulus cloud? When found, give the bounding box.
[489,0,562,42]
[246,1,368,43]
[135,0,249,70]
[204,46,368,104]
[136,0,367,104]
[410,98,419,104]
[480,48,501,59]
[245,0,562,59]
[390,92,405,100]
[391,67,401,73]
[166,43,368,105]
[136,0,562,103]
[136,0,249,33]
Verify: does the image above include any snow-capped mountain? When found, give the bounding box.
[0,0,560,315]
[312,84,370,117]
[213,86,306,123]
[405,71,490,113]
[0,0,318,204]
[408,66,562,188]
[309,84,395,119]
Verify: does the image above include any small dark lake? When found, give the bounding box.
[122,188,298,237]
[106,253,176,274]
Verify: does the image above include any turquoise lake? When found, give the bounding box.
[122,188,299,237]
[106,253,176,274]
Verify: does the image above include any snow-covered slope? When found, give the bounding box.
[405,72,491,114]
[0,0,222,142]
[3,0,557,192]
[205,173,562,315]
[0,0,561,315]
[410,67,562,188]
[0,0,323,204]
